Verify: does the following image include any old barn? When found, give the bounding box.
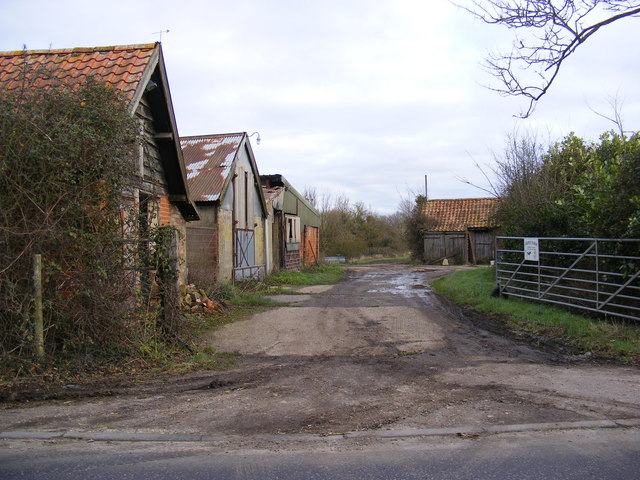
[422,198,499,265]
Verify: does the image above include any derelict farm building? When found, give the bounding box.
[181,133,268,285]
[422,198,500,265]
[262,174,321,272]
[0,43,200,285]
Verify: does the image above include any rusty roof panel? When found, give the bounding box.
[180,133,245,202]
[0,44,157,101]
[422,198,500,232]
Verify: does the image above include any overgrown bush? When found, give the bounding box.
[0,75,140,360]
[494,130,640,240]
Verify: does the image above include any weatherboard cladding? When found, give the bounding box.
[180,134,244,203]
[422,198,499,232]
[0,44,156,101]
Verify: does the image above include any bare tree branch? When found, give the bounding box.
[456,156,501,196]
[455,0,640,117]
[587,91,627,136]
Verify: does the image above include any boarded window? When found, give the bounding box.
[285,215,301,244]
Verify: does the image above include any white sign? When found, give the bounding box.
[524,238,539,262]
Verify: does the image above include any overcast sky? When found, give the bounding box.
[2,0,639,214]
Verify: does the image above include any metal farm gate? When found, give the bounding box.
[496,237,640,320]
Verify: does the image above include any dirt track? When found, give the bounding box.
[2,263,639,437]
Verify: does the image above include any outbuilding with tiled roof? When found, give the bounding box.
[0,43,199,285]
[421,197,500,264]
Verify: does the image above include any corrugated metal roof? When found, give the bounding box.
[180,133,245,202]
[261,174,320,217]
[0,44,157,101]
[422,198,500,232]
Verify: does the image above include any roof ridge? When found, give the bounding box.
[427,197,498,202]
[0,43,158,57]
[180,132,246,140]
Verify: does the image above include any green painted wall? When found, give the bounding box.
[282,190,320,228]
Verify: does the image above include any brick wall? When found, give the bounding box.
[159,195,172,226]
[284,250,301,271]
[186,226,219,287]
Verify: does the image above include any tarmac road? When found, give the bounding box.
[1,428,639,480]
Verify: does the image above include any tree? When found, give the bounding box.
[493,128,640,238]
[402,194,436,261]
[319,193,407,259]
[303,186,318,209]
[458,0,640,117]
[492,130,579,236]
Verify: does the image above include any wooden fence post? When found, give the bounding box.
[162,229,180,331]
[33,253,44,358]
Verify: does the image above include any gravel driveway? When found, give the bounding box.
[2,263,639,438]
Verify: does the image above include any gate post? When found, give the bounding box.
[161,229,180,331]
[33,253,44,358]
[595,239,600,310]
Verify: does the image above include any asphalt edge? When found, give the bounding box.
[2,418,639,443]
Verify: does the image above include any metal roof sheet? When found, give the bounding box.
[0,44,157,101]
[422,198,500,232]
[180,133,245,202]
[261,174,320,216]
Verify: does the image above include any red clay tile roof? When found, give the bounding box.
[0,43,200,221]
[0,44,157,101]
[180,133,245,202]
[422,198,500,232]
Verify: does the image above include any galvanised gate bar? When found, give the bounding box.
[495,237,640,321]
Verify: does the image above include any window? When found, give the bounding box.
[285,215,301,244]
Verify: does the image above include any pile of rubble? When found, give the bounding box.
[180,284,228,314]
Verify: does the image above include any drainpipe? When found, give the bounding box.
[232,173,237,282]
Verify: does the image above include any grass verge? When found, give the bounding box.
[263,264,345,286]
[347,256,411,265]
[432,267,640,364]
